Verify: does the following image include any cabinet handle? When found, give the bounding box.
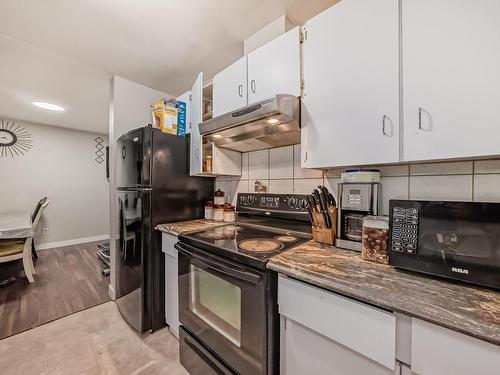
[238,84,243,98]
[250,80,256,93]
[418,107,423,130]
[382,115,388,136]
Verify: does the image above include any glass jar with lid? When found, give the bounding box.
[223,205,236,223]
[214,189,225,205]
[362,215,390,264]
[213,204,225,222]
[204,200,213,220]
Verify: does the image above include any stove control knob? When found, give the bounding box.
[288,197,298,208]
[298,199,308,209]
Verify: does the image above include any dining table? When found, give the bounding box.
[0,210,33,286]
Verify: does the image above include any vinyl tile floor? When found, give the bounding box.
[0,301,188,375]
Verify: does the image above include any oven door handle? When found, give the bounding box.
[175,242,262,284]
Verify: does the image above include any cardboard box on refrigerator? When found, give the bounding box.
[152,98,187,136]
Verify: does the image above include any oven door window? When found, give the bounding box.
[190,265,241,346]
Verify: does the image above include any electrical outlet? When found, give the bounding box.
[42,228,49,236]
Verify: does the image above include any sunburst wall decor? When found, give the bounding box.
[0,119,33,157]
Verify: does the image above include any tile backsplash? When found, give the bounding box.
[216,147,500,212]
[215,145,323,204]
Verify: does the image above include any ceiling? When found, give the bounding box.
[0,0,338,134]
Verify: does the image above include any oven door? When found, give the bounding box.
[176,241,266,375]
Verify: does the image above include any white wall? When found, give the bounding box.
[108,76,167,299]
[0,118,109,248]
[244,15,294,54]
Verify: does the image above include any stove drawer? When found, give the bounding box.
[278,275,396,370]
[179,326,233,375]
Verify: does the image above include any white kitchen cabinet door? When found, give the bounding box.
[162,233,180,338]
[278,275,396,371]
[189,72,204,175]
[402,0,500,161]
[282,318,396,375]
[213,56,247,116]
[247,27,301,104]
[301,0,399,169]
[166,252,179,338]
[412,319,500,375]
[176,90,191,134]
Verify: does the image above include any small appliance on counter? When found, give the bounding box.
[336,182,381,251]
[389,200,500,290]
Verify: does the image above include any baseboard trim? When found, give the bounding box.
[36,235,110,250]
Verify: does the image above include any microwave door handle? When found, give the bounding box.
[175,243,262,284]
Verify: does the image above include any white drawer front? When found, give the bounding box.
[278,275,396,370]
[412,318,500,375]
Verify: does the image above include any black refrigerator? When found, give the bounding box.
[115,127,213,333]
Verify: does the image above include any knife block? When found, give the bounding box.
[311,207,338,246]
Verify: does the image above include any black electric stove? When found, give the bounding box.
[179,222,310,270]
[176,193,311,375]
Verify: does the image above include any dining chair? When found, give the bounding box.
[0,200,49,283]
[31,197,48,259]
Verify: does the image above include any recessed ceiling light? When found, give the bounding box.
[266,118,279,125]
[32,101,65,111]
[212,134,223,139]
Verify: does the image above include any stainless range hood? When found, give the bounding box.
[198,94,300,153]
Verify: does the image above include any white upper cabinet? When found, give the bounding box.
[402,0,500,162]
[213,56,247,116]
[189,72,203,176]
[247,26,301,103]
[301,0,399,169]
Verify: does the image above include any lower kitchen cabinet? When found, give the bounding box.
[411,318,500,375]
[278,275,398,374]
[282,318,398,375]
[278,274,500,375]
[161,233,180,337]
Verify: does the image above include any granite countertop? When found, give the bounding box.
[155,219,225,236]
[268,241,500,346]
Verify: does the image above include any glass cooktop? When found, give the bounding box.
[180,223,311,266]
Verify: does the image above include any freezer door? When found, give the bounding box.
[115,189,152,332]
[116,128,152,188]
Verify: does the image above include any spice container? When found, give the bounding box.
[204,200,213,220]
[214,189,225,205]
[223,205,236,223]
[204,156,212,173]
[213,204,225,222]
[362,216,389,264]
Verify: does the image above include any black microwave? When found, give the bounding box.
[389,200,500,290]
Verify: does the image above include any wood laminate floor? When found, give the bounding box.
[0,241,110,339]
